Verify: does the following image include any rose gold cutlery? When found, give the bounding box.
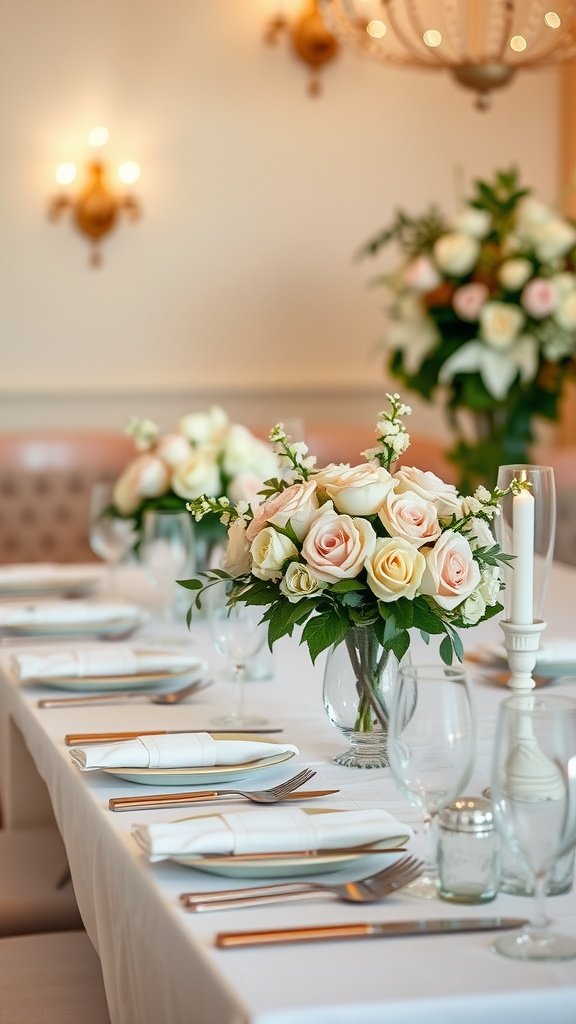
[180,856,423,911]
[65,728,284,745]
[108,768,322,810]
[37,678,213,708]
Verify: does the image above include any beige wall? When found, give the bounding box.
[0,0,561,437]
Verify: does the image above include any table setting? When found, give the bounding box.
[1,397,576,1024]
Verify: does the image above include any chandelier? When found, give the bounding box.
[318,1,576,108]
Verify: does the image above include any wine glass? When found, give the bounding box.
[207,588,268,727]
[494,465,556,623]
[388,663,476,899]
[89,482,137,593]
[490,693,576,961]
[140,510,196,624]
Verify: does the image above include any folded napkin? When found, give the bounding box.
[0,564,102,585]
[12,645,204,682]
[132,807,414,861]
[0,600,145,627]
[70,732,299,772]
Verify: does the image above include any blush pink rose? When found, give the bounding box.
[394,466,462,518]
[246,481,319,542]
[521,278,558,320]
[113,455,170,515]
[378,489,441,548]
[403,255,441,292]
[301,504,376,582]
[155,433,193,468]
[452,282,488,322]
[419,530,480,610]
[222,517,252,577]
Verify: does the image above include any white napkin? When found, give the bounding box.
[132,807,414,861]
[0,600,145,627]
[12,645,205,681]
[69,732,299,772]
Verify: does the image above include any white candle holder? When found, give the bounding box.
[500,619,547,692]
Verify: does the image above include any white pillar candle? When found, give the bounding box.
[510,482,535,625]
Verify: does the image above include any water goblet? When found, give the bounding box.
[490,693,576,961]
[89,482,136,593]
[388,663,476,899]
[140,510,196,624]
[208,592,268,727]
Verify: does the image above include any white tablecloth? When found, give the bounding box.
[1,564,575,1024]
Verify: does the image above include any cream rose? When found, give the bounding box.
[250,527,298,581]
[498,258,533,292]
[433,232,479,276]
[365,537,425,603]
[279,562,326,602]
[171,452,221,500]
[419,530,480,610]
[301,505,376,582]
[452,282,488,322]
[554,290,576,331]
[221,517,252,577]
[179,406,229,446]
[378,489,441,548]
[393,466,462,518]
[532,219,576,263]
[155,433,193,468]
[316,463,394,516]
[221,425,278,480]
[479,301,524,349]
[478,565,503,605]
[453,208,492,239]
[246,481,319,543]
[113,455,170,515]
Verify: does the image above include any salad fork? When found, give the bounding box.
[180,855,423,911]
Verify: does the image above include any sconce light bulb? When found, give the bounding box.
[118,160,141,185]
[88,125,109,148]
[55,162,77,186]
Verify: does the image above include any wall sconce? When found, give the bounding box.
[265,1,339,95]
[49,126,142,267]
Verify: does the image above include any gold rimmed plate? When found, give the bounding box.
[103,749,296,787]
[28,663,206,692]
[3,614,147,640]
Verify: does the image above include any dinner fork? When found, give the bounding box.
[37,678,212,709]
[108,768,318,811]
[180,855,423,911]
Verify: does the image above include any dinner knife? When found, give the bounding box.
[66,729,284,745]
[215,917,528,948]
[108,789,340,811]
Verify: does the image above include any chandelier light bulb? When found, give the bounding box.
[55,163,77,186]
[366,19,386,39]
[510,35,528,52]
[118,161,141,185]
[423,29,442,48]
[544,11,562,27]
[88,126,109,148]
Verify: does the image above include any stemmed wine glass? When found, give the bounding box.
[140,510,196,624]
[490,693,576,961]
[207,588,268,727]
[388,664,476,899]
[89,482,137,593]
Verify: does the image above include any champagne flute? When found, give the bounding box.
[388,664,476,899]
[208,590,268,727]
[89,482,136,593]
[490,693,576,961]
[140,510,196,624]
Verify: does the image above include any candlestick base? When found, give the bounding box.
[500,619,547,692]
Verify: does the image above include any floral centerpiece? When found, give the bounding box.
[110,406,279,563]
[360,168,576,492]
[181,394,522,768]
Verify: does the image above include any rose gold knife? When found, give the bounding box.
[108,789,340,811]
[66,729,284,745]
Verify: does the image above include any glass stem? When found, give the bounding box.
[422,812,438,878]
[530,871,549,931]
[233,663,246,723]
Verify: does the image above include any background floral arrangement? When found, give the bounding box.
[360,168,576,491]
[111,406,279,553]
[183,394,520,667]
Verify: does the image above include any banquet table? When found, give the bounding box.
[1,564,576,1024]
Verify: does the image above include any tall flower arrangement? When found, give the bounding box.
[360,169,576,491]
[110,406,279,556]
[182,394,521,669]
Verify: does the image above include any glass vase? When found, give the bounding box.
[322,625,405,769]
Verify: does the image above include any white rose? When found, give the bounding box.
[179,406,229,445]
[378,489,441,548]
[394,466,462,518]
[498,258,533,292]
[365,537,426,603]
[465,517,494,551]
[420,530,481,611]
[453,208,491,239]
[554,291,576,331]
[222,425,278,480]
[402,255,441,292]
[516,196,553,231]
[221,517,252,577]
[279,562,326,602]
[155,433,193,469]
[315,463,395,516]
[479,301,524,349]
[532,219,576,263]
[113,455,170,515]
[433,232,480,277]
[388,294,439,374]
[250,527,298,581]
[551,272,576,299]
[460,589,487,625]
[478,565,503,605]
[302,504,377,582]
[171,452,221,500]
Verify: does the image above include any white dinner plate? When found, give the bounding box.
[3,615,146,640]
[169,809,403,878]
[0,578,100,598]
[103,749,296,787]
[27,664,205,692]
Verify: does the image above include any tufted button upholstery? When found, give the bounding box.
[0,433,135,564]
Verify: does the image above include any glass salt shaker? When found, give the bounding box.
[437,796,499,904]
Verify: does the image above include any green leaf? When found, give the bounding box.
[439,635,454,665]
[176,579,204,591]
[388,630,410,662]
[393,598,414,630]
[412,600,446,634]
[331,579,366,593]
[301,610,350,663]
